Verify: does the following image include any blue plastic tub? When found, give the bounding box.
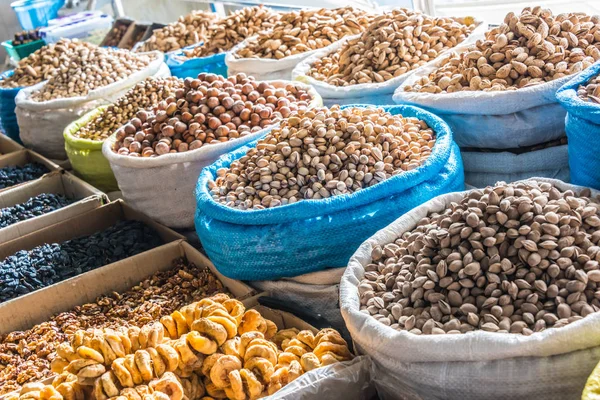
[11,0,64,31]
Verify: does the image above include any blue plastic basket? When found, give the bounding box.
[11,0,64,31]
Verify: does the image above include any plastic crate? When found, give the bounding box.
[1,39,45,61]
[10,0,64,31]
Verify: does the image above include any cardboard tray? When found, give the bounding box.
[100,18,134,47]
[0,134,23,156]
[0,171,107,243]
[0,239,254,335]
[0,150,62,193]
[119,22,150,50]
[0,199,183,258]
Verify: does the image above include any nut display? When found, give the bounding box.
[0,163,49,189]
[359,181,600,335]
[112,73,312,157]
[405,6,600,93]
[210,106,436,210]
[0,193,73,229]
[578,73,600,103]
[75,77,185,141]
[0,258,227,395]
[31,46,157,101]
[0,220,163,303]
[234,7,374,60]
[308,10,477,86]
[137,10,217,53]
[0,39,94,88]
[14,294,352,400]
[183,6,280,58]
[103,22,131,47]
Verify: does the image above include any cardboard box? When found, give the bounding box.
[0,239,254,334]
[119,22,149,50]
[140,22,166,42]
[0,199,183,258]
[0,134,23,155]
[0,150,62,193]
[0,171,107,243]
[100,17,134,47]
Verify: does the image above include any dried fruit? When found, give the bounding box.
[0,163,49,189]
[0,193,72,228]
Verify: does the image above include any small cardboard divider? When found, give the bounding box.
[0,134,23,155]
[0,149,62,193]
[0,171,107,243]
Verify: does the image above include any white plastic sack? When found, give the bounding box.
[103,81,321,229]
[15,52,168,160]
[264,356,374,400]
[340,178,600,400]
[393,43,573,149]
[292,22,487,107]
[226,35,334,81]
[250,268,346,334]
[461,144,570,188]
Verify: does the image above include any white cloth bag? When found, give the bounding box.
[292,22,487,107]
[393,43,573,149]
[340,178,600,400]
[461,144,570,188]
[226,35,342,81]
[15,52,168,160]
[103,81,321,229]
[250,267,346,333]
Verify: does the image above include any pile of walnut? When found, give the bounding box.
[405,6,600,93]
[234,7,375,60]
[7,294,352,400]
[30,46,157,101]
[308,10,477,86]
[0,39,94,88]
[137,11,217,53]
[183,6,280,58]
[112,73,312,157]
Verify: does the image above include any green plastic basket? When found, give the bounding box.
[2,39,45,61]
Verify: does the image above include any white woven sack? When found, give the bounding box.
[340,178,600,400]
[250,267,346,332]
[103,81,321,229]
[393,43,573,149]
[263,356,374,400]
[461,144,570,188]
[226,35,334,81]
[15,52,168,160]
[292,22,487,107]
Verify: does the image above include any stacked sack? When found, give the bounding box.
[226,7,376,81]
[341,178,600,399]
[394,6,600,187]
[167,6,280,79]
[15,43,169,161]
[102,73,320,228]
[292,9,483,106]
[556,60,600,190]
